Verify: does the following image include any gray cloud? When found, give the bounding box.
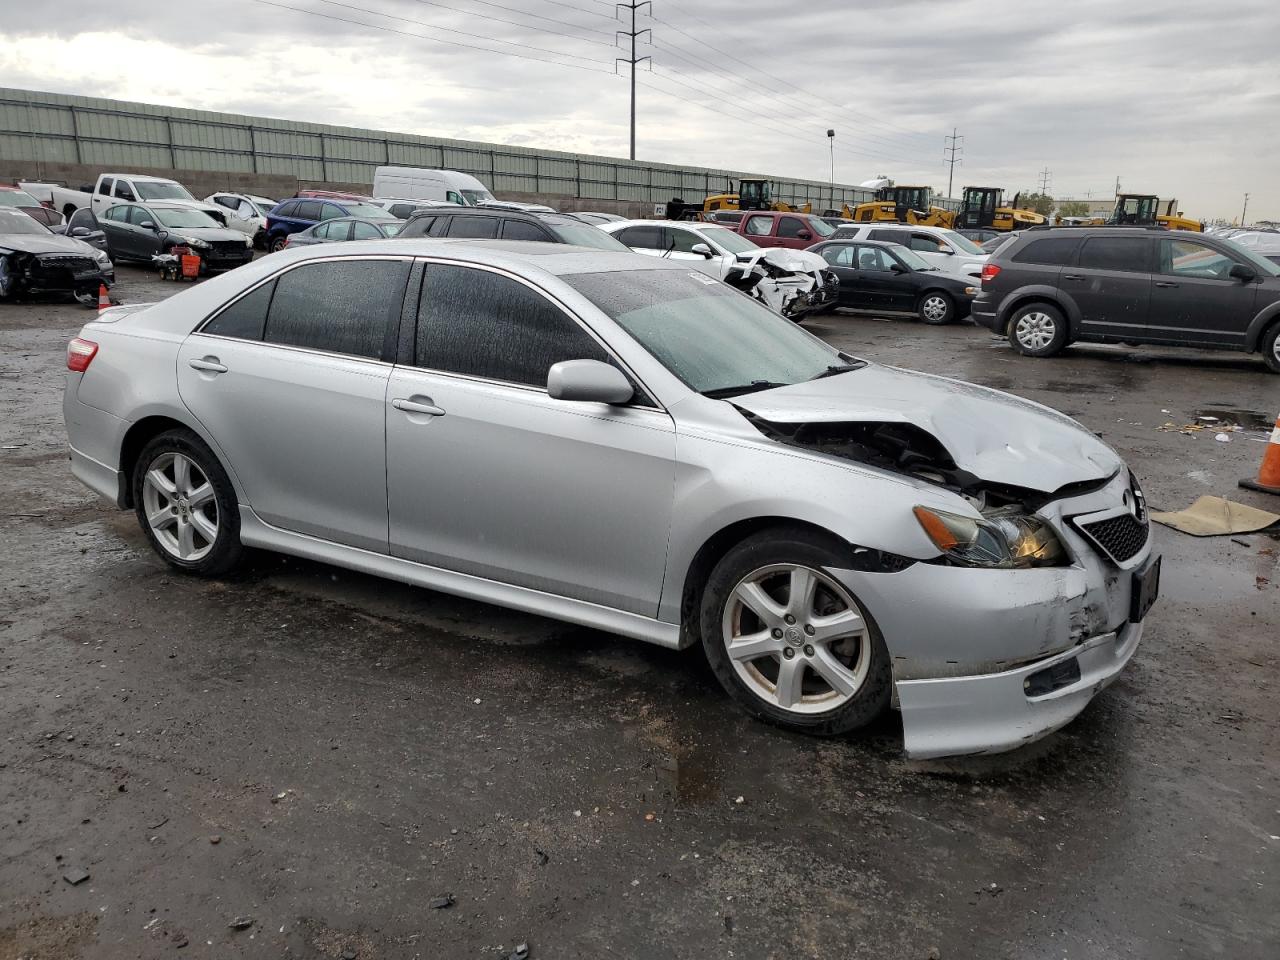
[1,0,1274,218]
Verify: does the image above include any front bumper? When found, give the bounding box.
[896,621,1143,758]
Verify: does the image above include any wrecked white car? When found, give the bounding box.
[603,219,838,320]
[64,244,1157,760]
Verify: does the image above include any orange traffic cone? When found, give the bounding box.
[96,283,111,312]
[1240,411,1280,496]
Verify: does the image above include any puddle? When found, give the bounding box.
[1193,407,1276,432]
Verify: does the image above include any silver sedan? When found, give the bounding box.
[62,240,1159,758]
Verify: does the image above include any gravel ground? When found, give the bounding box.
[1,264,1277,959]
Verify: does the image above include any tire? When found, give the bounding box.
[700,529,892,736]
[269,234,289,253]
[1007,302,1068,357]
[917,291,955,325]
[132,429,243,576]
[1262,321,1280,374]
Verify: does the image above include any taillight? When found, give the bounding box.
[980,263,1001,284]
[67,338,98,372]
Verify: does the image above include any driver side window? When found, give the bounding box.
[114,181,136,201]
[127,206,153,227]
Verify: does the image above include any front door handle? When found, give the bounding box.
[189,357,228,373]
[1154,281,1178,288]
[392,397,446,417]
[1062,274,1085,281]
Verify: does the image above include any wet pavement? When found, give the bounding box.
[1,267,1278,959]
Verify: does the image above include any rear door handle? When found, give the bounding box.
[1154,281,1178,288]
[188,357,228,373]
[392,397,446,417]
[1063,274,1085,281]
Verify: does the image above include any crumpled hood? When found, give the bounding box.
[758,247,827,274]
[730,363,1120,492]
[0,233,100,256]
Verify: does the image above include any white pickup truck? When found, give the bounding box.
[19,174,230,227]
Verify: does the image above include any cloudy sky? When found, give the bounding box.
[2,0,1276,219]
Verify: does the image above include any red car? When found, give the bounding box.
[0,184,64,228]
[721,210,839,250]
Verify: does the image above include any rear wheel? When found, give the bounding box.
[1008,302,1068,357]
[700,530,892,736]
[917,291,955,325]
[1262,321,1280,374]
[132,430,243,576]
[269,234,288,253]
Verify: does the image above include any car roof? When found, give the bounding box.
[403,206,585,226]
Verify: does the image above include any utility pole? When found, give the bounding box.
[615,2,651,161]
[1241,192,1251,226]
[943,128,963,199]
[827,129,835,211]
[1115,175,1121,197]
[1038,167,1052,194]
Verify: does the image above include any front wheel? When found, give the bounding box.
[1262,321,1280,374]
[132,430,243,576]
[917,291,955,325]
[1007,302,1068,357]
[700,531,892,736]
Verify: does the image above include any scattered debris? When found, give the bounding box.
[1215,433,1232,443]
[1232,537,1251,546]
[340,948,358,959]
[505,943,530,960]
[733,796,745,805]
[228,916,254,930]
[171,931,189,948]
[209,835,221,845]
[1151,496,1280,537]
[148,815,169,830]
[644,812,656,822]
[62,867,90,885]
[430,894,454,909]
[534,848,549,866]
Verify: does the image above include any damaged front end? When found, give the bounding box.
[724,250,838,320]
[0,249,106,302]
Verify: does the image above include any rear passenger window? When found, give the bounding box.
[617,225,660,248]
[263,259,408,359]
[296,201,322,221]
[319,204,343,220]
[868,229,898,243]
[204,281,275,340]
[1012,237,1080,265]
[501,219,550,241]
[744,216,773,237]
[448,216,499,239]
[1078,237,1150,273]
[415,264,608,387]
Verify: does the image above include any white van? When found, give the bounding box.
[371,167,496,206]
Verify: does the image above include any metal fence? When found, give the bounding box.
[0,88,909,210]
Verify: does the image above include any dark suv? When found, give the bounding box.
[973,227,1280,373]
[398,207,628,251]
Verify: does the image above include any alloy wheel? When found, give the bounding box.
[1014,311,1057,350]
[721,563,871,714]
[921,296,949,322]
[141,452,219,562]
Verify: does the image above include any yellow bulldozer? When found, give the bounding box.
[666,178,811,220]
[1108,194,1202,232]
[955,186,1046,232]
[839,182,955,227]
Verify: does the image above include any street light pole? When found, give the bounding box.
[827,129,835,212]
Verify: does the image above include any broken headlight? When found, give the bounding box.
[912,505,1067,569]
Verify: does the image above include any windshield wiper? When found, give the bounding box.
[701,380,789,399]
[809,360,866,381]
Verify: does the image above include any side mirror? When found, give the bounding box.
[547,359,633,405]
[940,247,955,255]
[139,220,156,230]
[889,263,907,274]
[797,231,812,240]
[690,242,714,259]
[70,226,91,237]
[1229,263,1257,283]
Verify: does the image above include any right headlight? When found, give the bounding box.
[913,505,1068,569]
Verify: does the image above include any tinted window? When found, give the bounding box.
[296,201,322,221]
[102,205,127,222]
[776,217,808,239]
[447,216,499,239]
[501,219,551,241]
[617,225,661,248]
[398,215,434,237]
[1012,237,1079,265]
[114,181,136,200]
[205,281,275,340]
[663,227,702,252]
[868,229,900,243]
[275,200,298,217]
[98,177,113,196]
[1161,239,1235,280]
[264,260,408,359]
[415,264,607,386]
[1078,237,1150,273]
[908,234,945,253]
[127,206,153,226]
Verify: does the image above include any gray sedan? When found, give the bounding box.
[284,216,402,248]
[61,240,1158,759]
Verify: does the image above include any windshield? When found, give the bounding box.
[806,216,836,237]
[939,230,984,255]
[565,269,845,394]
[0,190,39,208]
[0,211,48,235]
[695,226,758,254]
[153,207,221,229]
[461,189,496,205]
[1221,238,1280,277]
[549,223,630,251]
[135,181,195,201]
[888,244,932,271]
